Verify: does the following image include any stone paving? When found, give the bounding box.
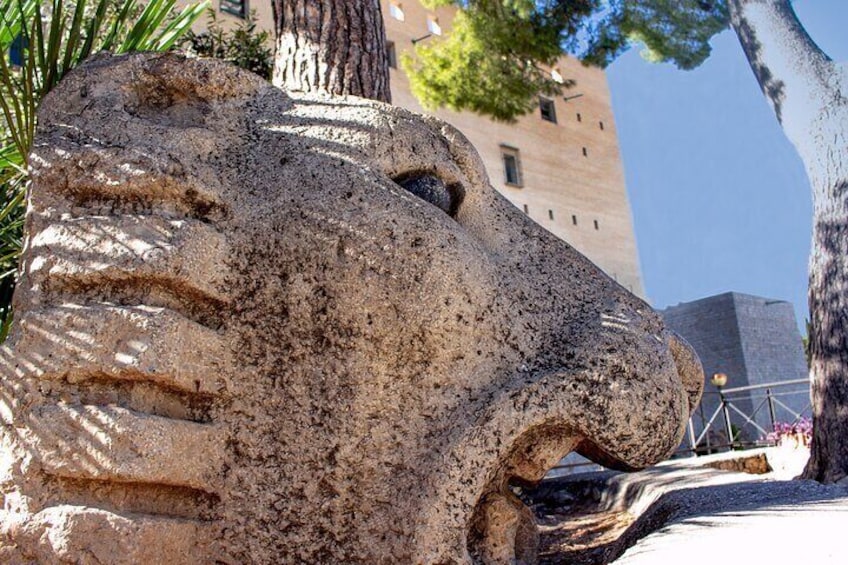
[613,478,847,565]
[528,447,848,564]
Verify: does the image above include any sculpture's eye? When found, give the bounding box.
[395,173,463,217]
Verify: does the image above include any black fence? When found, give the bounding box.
[681,378,811,455]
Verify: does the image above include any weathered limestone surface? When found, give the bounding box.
[0,53,702,563]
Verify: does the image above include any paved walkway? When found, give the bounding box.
[613,472,848,564]
[529,448,848,564]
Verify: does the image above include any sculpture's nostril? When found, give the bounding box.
[668,333,704,414]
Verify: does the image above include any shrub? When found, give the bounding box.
[181,8,273,80]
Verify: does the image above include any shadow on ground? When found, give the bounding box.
[523,449,848,564]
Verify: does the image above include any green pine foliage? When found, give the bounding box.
[583,0,730,70]
[404,3,580,122]
[0,0,208,338]
[406,0,729,122]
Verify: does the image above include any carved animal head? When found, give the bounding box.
[0,53,702,563]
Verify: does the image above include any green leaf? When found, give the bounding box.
[152,1,209,52]
[406,0,729,121]
[78,0,110,61]
[60,0,89,77]
[120,0,172,52]
[0,0,36,49]
[100,0,138,51]
[0,144,24,174]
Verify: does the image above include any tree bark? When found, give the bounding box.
[271,0,391,102]
[728,0,848,483]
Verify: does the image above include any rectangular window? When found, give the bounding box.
[389,2,405,21]
[522,204,528,214]
[220,0,246,18]
[572,215,578,226]
[501,146,522,187]
[503,154,521,186]
[548,209,554,220]
[427,16,442,36]
[576,113,582,122]
[599,121,605,130]
[582,147,588,157]
[539,97,557,123]
[594,219,599,230]
[386,41,397,69]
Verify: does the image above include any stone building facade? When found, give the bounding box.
[201,0,645,297]
[662,292,810,445]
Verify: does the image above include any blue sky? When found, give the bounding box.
[606,0,847,332]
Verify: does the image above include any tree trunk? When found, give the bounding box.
[271,0,391,102]
[728,0,848,483]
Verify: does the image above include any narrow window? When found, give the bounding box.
[572,215,578,226]
[539,97,557,123]
[582,147,588,157]
[389,2,405,21]
[220,0,247,18]
[386,41,397,69]
[522,204,528,214]
[594,220,599,230]
[576,113,582,122]
[501,146,522,187]
[548,209,554,220]
[427,16,442,35]
[599,121,605,130]
[504,154,520,185]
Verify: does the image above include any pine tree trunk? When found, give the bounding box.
[271,0,391,102]
[728,0,848,483]
[805,91,848,483]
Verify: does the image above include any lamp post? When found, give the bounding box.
[710,372,734,450]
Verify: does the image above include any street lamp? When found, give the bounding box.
[710,372,728,388]
[711,373,734,449]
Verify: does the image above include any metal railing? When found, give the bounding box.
[680,378,811,455]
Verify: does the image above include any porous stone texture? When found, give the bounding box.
[0,53,703,563]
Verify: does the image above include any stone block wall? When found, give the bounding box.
[663,292,809,446]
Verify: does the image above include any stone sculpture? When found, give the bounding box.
[0,53,702,563]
